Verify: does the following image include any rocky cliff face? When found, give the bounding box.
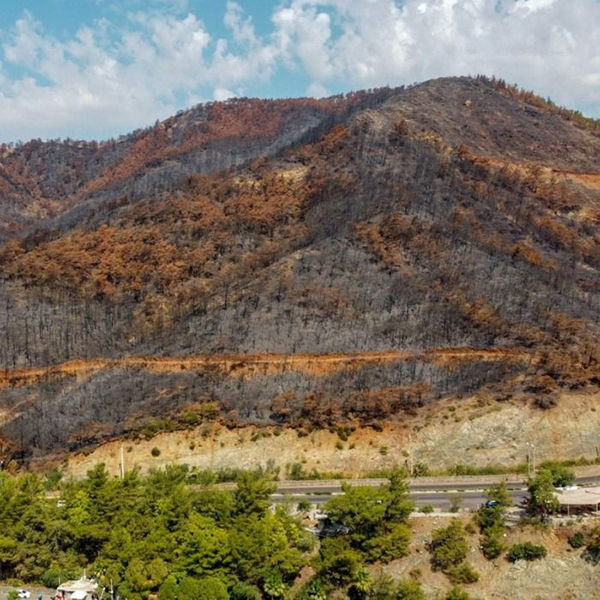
[65,388,600,478]
[1,76,600,463]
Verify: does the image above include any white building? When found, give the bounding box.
[56,576,98,600]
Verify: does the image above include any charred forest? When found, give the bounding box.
[1,75,600,461]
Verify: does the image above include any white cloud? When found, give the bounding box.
[272,0,600,115]
[0,0,599,141]
[0,6,279,140]
[213,86,236,101]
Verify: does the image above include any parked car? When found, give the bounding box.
[16,590,31,599]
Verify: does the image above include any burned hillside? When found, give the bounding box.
[1,76,600,460]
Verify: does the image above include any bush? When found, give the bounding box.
[420,504,435,514]
[446,562,480,585]
[412,462,430,477]
[586,527,600,559]
[295,578,327,600]
[569,532,586,549]
[445,586,472,600]
[297,499,311,512]
[296,531,316,553]
[230,582,260,599]
[151,447,161,457]
[448,493,463,513]
[481,528,506,560]
[429,520,469,571]
[396,579,426,600]
[507,542,547,562]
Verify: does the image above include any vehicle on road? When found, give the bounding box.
[16,590,31,599]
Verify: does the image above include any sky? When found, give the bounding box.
[0,0,599,142]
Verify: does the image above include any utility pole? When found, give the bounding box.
[526,443,536,478]
[119,443,125,479]
[408,431,413,476]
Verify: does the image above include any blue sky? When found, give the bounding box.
[0,0,599,141]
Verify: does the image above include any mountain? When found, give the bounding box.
[1,75,600,464]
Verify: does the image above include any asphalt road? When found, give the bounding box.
[272,489,530,507]
[275,481,525,495]
[270,474,600,507]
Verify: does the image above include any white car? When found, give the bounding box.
[16,591,31,599]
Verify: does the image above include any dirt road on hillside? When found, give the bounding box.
[0,347,529,388]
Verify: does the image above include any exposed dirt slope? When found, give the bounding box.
[64,387,600,479]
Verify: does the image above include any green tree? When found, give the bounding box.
[429,520,469,572]
[158,575,178,600]
[318,538,362,586]
[484,482,512,507]
[386,468,415,522]
[324,479,412,562]
[234,473,277,517]
[527,470,559,515]
[176,513,229,578]
[195,576,229,599]
[547,465,575,488]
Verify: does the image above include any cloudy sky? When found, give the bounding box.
[0,0,599,142]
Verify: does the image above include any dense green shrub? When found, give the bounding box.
[448,493,463,513]
[446,562,480,585]
[507,542,547,562]
[429,520,469,571]
[586,527,600,560]
[568,532,586,549]
[445,586,472,600]
[230,582,260,599]
[481,527,506,560]
[295,578,327,600]
[420,504,434,514]
[395,579,426,600]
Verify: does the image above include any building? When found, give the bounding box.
[56,576,99,600]
[555,486,600,515]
